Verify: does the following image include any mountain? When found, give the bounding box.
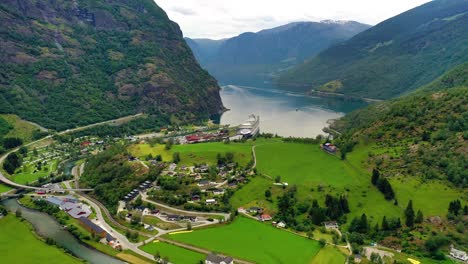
[186,20,370,87]
[331,63,467,187]
[278,0,468,99]
[0,0,223,131]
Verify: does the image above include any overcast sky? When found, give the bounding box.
[155,0,432,39]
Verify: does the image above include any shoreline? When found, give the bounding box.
[221,84,381,103]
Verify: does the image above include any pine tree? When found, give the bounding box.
[415,210,423,224]
[381,216,389,231]
[448,200,462,216]
[359,214,369,234]
[405,200,415,227]
[340,195,350,213]
[371,168,380,185]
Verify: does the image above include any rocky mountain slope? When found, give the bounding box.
[0,0,223,130]
[278,0,468,99]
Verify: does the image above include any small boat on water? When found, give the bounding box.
[237,114,260,138]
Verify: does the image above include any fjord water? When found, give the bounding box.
[2,199,124,264]
[219,85,367,137]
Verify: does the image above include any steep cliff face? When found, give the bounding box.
[0,0,223,130]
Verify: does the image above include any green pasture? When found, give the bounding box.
[166,216,321,264]
[129,142,253,167]
[140,241,205,264]
[309,245,346,264]
[0,214,82,264]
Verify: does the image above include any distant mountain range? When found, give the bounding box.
[0,0,223,130]
[278,0,468,99]
[186,20,370,87]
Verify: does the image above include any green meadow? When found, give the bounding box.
[140,241,205,264]
[390,177,464,217]
[0,215,82,264]
[255,141,401,223]
[11,159,59,185]
[0,184,12,193]
[166,216,321,264]
[348,144,466,219]
[129,141,253,167]
[309,245,346,264]
[230,176,278,213]
[0,114,42,143]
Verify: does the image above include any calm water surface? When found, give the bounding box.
[219,85,367,137]
[2,199,124,264]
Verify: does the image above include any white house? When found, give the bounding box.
[277,221,286,228]
[324,221,339,229]
[205,254,233,264]
[450,246,468,261]
[212,189,225,196]
[206,199,216,205]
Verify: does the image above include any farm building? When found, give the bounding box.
[79,217,107,238]
[324,221,339,229]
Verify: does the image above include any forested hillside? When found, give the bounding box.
[0,0,223,130]
[332,63,468,187]
[186,21,369,87]
[278,0,468,99]
[80,145,159,212]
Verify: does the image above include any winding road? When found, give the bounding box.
[0,114,144,192]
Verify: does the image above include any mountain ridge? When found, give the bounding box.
[186,20,370,87]
[277,0,468,99]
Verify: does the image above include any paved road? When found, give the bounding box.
[57,113,144,135]
[141,192,230,221]
[0,113,144,192]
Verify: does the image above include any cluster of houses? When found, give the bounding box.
[183,129,229,144]
[123,180,152,202]
[238,206,279,224]
[154,162,249,207]
[45,196,92,219]
[43,195,121,250]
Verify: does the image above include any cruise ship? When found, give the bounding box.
[237,115,260,137]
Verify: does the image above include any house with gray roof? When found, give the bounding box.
[205,254,234,264]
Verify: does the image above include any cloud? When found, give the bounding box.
[170,6,196,16]
[155,0,432,39]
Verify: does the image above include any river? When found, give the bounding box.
[1,199,124,264]
[219,85,367,137]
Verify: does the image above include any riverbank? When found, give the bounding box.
[0,208,84,263]
[2,198,125,264]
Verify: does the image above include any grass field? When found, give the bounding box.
[129,142,253,167]
[142,215,181,230]
[166,216,321,264]
[255,142,401,224]
[230,175,278,213]
[0,114,43,143]
[309,245,346,264]
[0,214,82,264]
[11,159,59,185]
[390,177,464,217]
[140,241,205,264]
[348,144,466,219]
[0,183,12,193]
